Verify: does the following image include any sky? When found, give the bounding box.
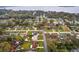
[0,6,79,13]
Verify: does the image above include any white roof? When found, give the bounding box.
[32,34,39,41]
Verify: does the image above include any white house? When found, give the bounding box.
[32,33,39,41]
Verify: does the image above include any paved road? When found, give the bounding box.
[42,30,48,52]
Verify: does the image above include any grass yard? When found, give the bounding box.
[21,42,31,50]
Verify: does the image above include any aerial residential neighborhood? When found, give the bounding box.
[0,6,79,52]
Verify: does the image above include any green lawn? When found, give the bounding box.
[38,41,44,47]
[36,48,45,52]
[21,42,31,50]
[38,34,43,40]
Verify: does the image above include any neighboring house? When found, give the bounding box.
[32,33,39,48]
[76,33,79,39]
[32,33,39,41]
